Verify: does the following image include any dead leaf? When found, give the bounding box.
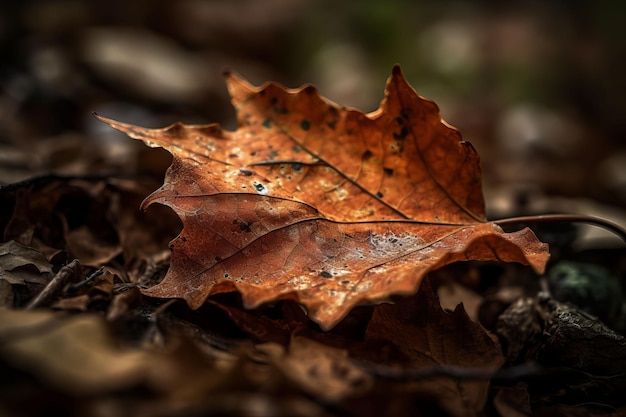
[0,279,13,308]
[0,309,149,394]
[0,309,223,396]
[97,66,550,330]
[0,240,52,285]
[257,336,372,402]
[493,383,532,417]
[366,278,504,416]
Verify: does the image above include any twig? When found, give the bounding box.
[356,360,609,383]
[26,259,81,309]
[64,266,105,292]
[493,214,626,243]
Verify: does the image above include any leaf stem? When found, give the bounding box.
[493,214,626,243]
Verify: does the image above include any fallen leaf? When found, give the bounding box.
[257,336,372,402]
[0,240,52,285]
[50,294,92,311]
[98,66,549,330]
[366,278,504,416]
[0,309,149,394]
[0,279,13,308]
[2,180,120,266]
[493,383,532,417]
[0,309,222,396]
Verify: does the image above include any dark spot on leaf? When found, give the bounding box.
[328,105,339,117]
[395,116,404,125]
[181,236,187,242]
[320,271,333,278]
[291,163,303,173]
[254,183,266,193]
[215,256,222,262]
[250,151,257,156]
[327,120,336,130]
[267,150,278,160]
[393,127,409,140]
[292,145,301,153]
[341,280,350,284]
[224,273,230,278]
[270,98,288,114]
[376,191,384,198]
[303,85,316,95]
[390,141,404,152]
[262,118,272,129]
[401,109,410,119]
[384,167,394,175]
[229,153,239,158]
[238,220,252,232]
[239,169,254,176]
[300,119,311,131]
[389,237,398,243]
[362,150,373,159]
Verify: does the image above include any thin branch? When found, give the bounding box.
[357,360,612,383]
[493,214,626,243]
[26,259,81,309]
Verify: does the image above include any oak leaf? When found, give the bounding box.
[97,66,549,330]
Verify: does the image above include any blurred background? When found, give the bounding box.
[1,0,625,231]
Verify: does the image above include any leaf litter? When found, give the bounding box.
[1,67,625,417]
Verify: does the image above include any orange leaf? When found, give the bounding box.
[97,66,549,330]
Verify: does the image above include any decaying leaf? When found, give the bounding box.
[0,240,52,285]
[366,278,504,416]
[97,66,549,329]
[0,309,152,394]
[257,336,372,402]
[0,309,222,396]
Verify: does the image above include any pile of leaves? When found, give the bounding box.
[1,67,625,417]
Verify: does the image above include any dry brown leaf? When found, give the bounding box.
[98,66,549,330]
[0,240,52,285]
[0,309,223,396]
[257,336,372,402]
[366,278,504,416]
[0,309,150,394]
[0,280,14,308]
